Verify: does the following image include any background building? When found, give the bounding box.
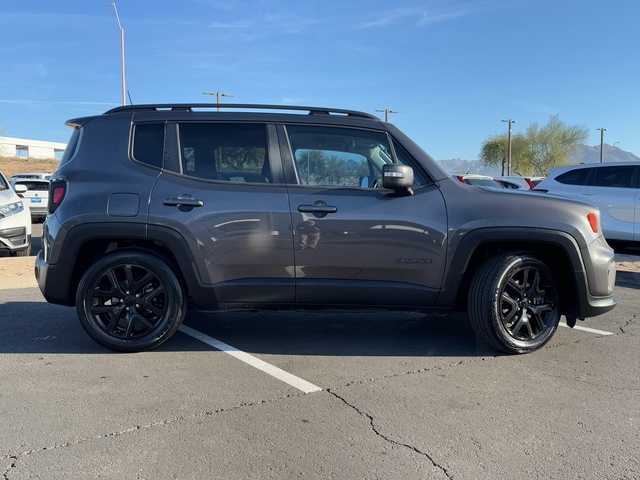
[0,136,66,160]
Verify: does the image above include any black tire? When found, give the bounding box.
[468,252,560,354]
[75,250,187,352]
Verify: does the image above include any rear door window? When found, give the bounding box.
[178,123,270,183]
[592,166,635,188]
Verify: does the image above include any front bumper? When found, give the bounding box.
[574,235,617,318]
[0,226,30,252]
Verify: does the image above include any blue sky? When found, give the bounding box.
[1,0,638,160]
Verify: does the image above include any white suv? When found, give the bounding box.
[0,171,32,256]
[534,162,640,243]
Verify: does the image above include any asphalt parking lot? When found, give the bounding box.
[1,224,639,479]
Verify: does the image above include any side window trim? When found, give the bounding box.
[163,122,180,173]
[266,124,285,184]
[276,124,301,185]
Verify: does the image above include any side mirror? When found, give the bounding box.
[382,164,414,194]
[14,184,28,194]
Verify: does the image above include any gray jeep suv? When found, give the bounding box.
[35,104,617,353]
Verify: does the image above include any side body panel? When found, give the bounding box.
[285,185,447,307]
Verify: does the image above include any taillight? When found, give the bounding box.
[48,180,67,214]
[587,213,599,234]
[52,187,65,204]
[455,175,465,183]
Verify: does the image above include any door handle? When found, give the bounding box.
[298,202,337,219]
[163,196,204,208]
[298,204,337,214]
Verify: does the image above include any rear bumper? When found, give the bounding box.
[35,249,73,305]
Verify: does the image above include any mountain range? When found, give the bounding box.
[438,144,640,176]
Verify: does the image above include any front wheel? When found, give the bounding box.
[76,250,187,352]
[468,252,560,354]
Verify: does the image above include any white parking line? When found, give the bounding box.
[178,325,323,394]
[559,322,614,336]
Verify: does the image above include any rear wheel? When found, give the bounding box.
[469,252,560,354]
[76,250,187,352]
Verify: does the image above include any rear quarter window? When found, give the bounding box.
[556,168,591,186]
[132,123,165,169]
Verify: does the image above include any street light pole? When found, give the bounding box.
[109,3,126,106]
[597,128,607,163]
[376,109,398,122]
[501,119,517,176]
[203,91,234,111]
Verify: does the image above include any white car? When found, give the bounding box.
[9,172,51,182]
[11,178,50,220]
[533,162,640,243]
[0,171,32,256]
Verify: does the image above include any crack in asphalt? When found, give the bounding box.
[327,389,454,480]
[338,356,496,389]
[1,394,300,478]
[619,314,636,334]
[3,456,17,480]
[2,355,494,478]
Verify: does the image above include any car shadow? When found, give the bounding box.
[615,271,640,290]
[178,309,496,357]
[0,299,497,357]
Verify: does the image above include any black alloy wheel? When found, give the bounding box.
[76,250,187,352]
[469,252,561,354]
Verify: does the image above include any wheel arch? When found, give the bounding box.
[55,223,204,306]
[438,228,583,316]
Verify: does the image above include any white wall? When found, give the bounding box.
[0,136,67,159]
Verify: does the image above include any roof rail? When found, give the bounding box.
[104,103,380,120]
